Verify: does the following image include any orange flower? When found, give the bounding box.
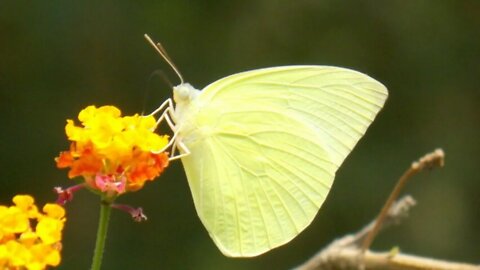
[55,105,169,195]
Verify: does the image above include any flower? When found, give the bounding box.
[55,105,169,195]
[0,195,65,269]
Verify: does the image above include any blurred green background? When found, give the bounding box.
[1,1,479,269]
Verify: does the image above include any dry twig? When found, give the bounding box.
[361,148,445,252]
[293,149,479,270]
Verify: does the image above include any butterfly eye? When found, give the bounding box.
[173,85,190,102]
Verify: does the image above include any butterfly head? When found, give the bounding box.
[173,83,200,104]
[172,83,201,124]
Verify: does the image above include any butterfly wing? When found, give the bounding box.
[177,66,388,257]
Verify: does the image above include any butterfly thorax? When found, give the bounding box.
[173,83,201,123]
[173,83,207,145]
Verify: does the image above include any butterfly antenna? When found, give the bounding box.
[141,69,174,115]
[144,34,184,85]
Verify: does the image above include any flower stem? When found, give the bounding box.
[91,198,112,270]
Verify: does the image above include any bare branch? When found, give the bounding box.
[296,248,480,270]
[361,149,445,251]
[294,196,416,270]
[293,149,479,270]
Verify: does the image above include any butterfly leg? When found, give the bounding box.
[150,98,180,147]
[153,126,190,161]
[149,97,189,160]
[149,97,172,117]
[168,139,190,161]
[151,98,177,128]
[159,107,177,133]
[153,126,179,154]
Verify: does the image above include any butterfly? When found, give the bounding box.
[145,34,388,257]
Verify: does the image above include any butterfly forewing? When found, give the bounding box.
[177,65,388,257]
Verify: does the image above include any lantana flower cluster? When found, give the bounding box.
[0,195,65,270]
[56,105,170,195]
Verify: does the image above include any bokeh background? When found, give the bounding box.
[1,1,479,269]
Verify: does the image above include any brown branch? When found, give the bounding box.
[294,196,417,270]
[297,248,480,270]
[361,148,445,251]
[352,196,417,247]
[293,149,480,270]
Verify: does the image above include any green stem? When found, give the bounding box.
[91,198,112,270]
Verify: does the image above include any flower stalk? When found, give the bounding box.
[91,197,113,270]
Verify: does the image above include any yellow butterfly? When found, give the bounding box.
[146,35,388,257]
